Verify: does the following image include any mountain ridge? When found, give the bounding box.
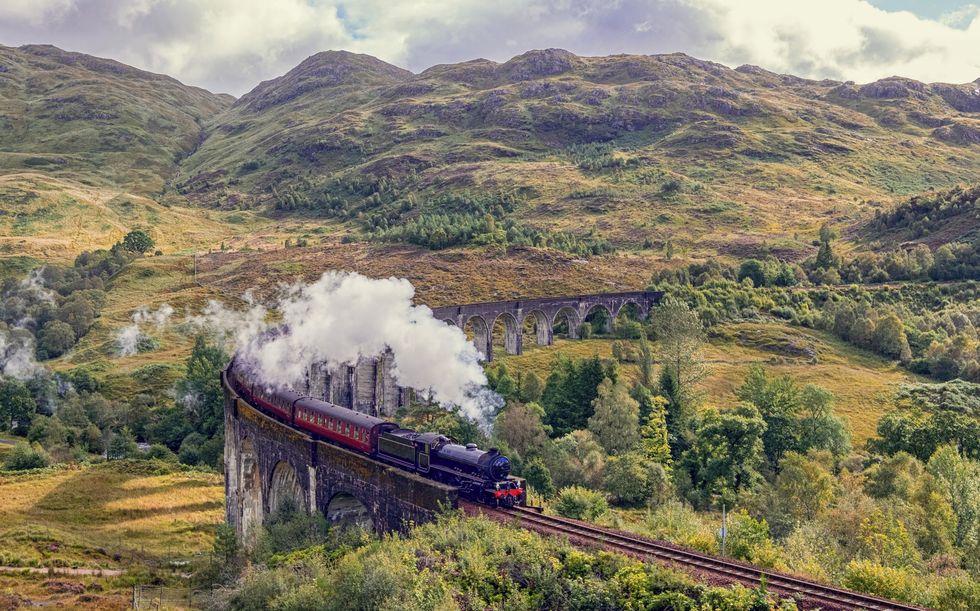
[1,43,979,263]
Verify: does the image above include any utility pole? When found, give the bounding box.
[721,503,727,556]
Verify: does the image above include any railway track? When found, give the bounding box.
[463,502,926,611]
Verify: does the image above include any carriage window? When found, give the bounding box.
[344,423,349,435]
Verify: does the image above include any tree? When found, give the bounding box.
[542,355,614,437]
[815,223,836,270]
[864,452,923,500]
[737,259,768,287]
[492,364,518,401]
[637,337,655,388]
[658,367,690,459]
[639,395,671,466]
[603,452,655,505]
[737,367,802,466]
[493,402,549,460]
[81,423,105,454]
[588,378,640,455]
[56,295,97,338]
[519,371,543,403]
[121,229,155,254]
[873,314,912,362]
[178,336,228,437]
[522,457,555,499]
[38,320,75,358]
[797,384,851,458]
[775,451,836,522]
[550,430,607,489]
[927,446,980,569]
[680,404,767,505]
[0,378,37,435]
[650,299,705,405]
[107,427,138,460]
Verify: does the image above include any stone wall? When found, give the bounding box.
[224,373,457,545]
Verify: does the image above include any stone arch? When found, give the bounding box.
[552,307,581,339]
[268,460,305,517]
[239,437,263,548]
[443,318,458,328]
[325,491,374,532]
[582,303,613,334]
[464,315,491,361]
[614,299,647,322]
[522,310,552,346]
[491,312,521,356]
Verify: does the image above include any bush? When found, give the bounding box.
[603,453,655,506]
[145,444,177,462]
[841,560,918,604]
[554,486,608,520]
[121,229,154,254]
[3,441,50,470]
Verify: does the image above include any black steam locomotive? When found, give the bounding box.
[225,359,526,507]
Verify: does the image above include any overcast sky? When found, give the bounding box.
[1,0,978,96]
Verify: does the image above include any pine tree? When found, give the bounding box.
[815,224,836,270]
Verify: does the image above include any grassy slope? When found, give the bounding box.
[0,44,228,194]
[180,50,980,259]
[0,462,222,608]
[495,322,920,445]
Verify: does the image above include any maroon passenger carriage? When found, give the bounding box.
[226,358,526,507]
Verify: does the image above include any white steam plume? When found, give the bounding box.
[0,326,43,380]
[116,304,174,356]
[191,272,501,424]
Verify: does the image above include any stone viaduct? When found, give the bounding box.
[223,372,458,548]
[431,291,662,361]
[224,290,663,545]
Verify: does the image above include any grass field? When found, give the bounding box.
[0,461,223,608]
[494,321,919,445]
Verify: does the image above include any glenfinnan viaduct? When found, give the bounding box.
[224,291,662,545]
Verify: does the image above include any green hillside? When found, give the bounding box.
[0,44,230,194]
[179,48,980,258]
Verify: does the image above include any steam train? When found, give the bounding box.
[225,359,526,507]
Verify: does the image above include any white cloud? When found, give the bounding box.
[0,0,977,95]
[0,0,74,26]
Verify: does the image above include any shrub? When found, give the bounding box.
[841,560,918,604]
[145,444,177,462]
[121,229,154,254]
[3,441,50,470]
[554,486,608,520]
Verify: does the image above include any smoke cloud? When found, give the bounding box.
[192,272,500,423]
[116,303,174,356]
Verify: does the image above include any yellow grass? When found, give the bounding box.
[0,462,223,569]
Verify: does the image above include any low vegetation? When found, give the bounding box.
[208,510,800,610]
